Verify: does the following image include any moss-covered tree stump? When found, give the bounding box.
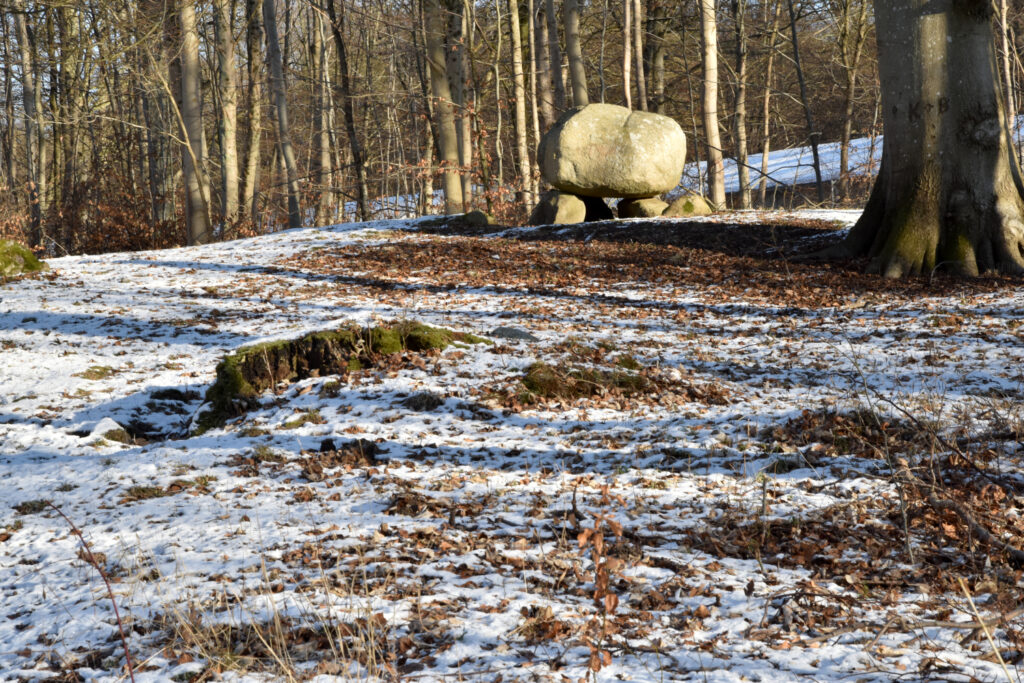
[0,240,45,281]
[197,322,489,432]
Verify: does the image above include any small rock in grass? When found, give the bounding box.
[489,326,540,342]
[529,190,587,226]
[663,194,713,217]
[618,197,669,218]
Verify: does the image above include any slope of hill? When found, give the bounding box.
[1,212,1022,682]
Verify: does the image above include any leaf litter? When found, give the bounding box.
[1,212,1024,681]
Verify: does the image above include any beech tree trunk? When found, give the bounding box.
[564,0,588,107]
[632,0,647,111]
[834,0,1024,277]
[758,0,781,206]
[732,0,750,209]
[241,0,263,225]
[214,0,240,224]
[508,0,533,204]
[13,0,42,247]
[544,0,567,112]
[527,0,542,199]
[424,0,464,213]
[534,3,556,128]
[623,0,632,110]
[179,2,212,244]
[263,0,302,229]
[643,0,667,115]
[699,0,725,208]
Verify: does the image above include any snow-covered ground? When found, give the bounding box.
[2,212,1024,682]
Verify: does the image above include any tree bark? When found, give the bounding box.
[544,0,567,112]
[732,0,750,209]
[326,0,370,222]
[311,9,332,225]
[699,0,725,208]
[564,0,588,107]
[623,0,632,110]
[834,0,870,200]
[643,0,667,114]
[632,0,647,111]
[534,2,556,128]
[263,0,302,229]
[241,0,263,226]
[758,0,781,206]
[12,0,42,247]
[424,0,464,213]
[832,0,1024,277]
[527,0,542,198]
[444,0,472,208]
[508,0,533,204]
[214,0,240,224]
[179,1,212,244]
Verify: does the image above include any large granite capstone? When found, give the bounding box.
[538,103,687,199]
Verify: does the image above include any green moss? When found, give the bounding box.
[457,333,494,345]
[0,240,45,281]
[196,321,474,431]
[368,327,404,355]
[398,322,453,352]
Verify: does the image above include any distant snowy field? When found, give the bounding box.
[679,135,882,197]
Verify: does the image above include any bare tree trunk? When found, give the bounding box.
[732,0,750,209]
[632,0,647,111]
[241,0,263,226]
[835,0,870,199]
[424,0,464,213]
[179,1,212,244]
[699,0,725,208]
[1000,0,1016,119]
[214,0,240,225]
[644,0,667,114]
[758,0,780,206]
[527,0,542,197]
[12,0,41,247]
[2,21,15,191]
[564,0,588,107]
[534,2,556,128]
[833,0,1024,277]
[786,0,824,204]
[311,9,332,224]
[544,0,567,111]
[448,0,472,208]
[623,0,632,110]
[508,0,533,205]
[139,0,177,231]
[263,0,302,229]
[326,0,370,222]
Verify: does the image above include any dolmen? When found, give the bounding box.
[529,103,708,225]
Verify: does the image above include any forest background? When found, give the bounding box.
[0,0,1013,255]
